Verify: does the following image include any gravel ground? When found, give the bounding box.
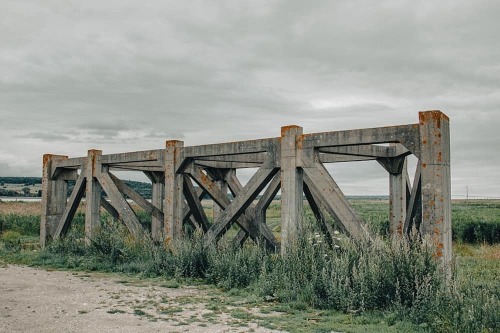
[0,264,283,333]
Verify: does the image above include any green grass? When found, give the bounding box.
[1,200,500,332]
[452,201,500,244]
[255,308,426,333]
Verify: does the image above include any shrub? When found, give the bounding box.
[1,230,22,251]
[452,202,500,244]
[453,220,500,244]
[0,214,40,236]
[207,241,266,290]
[253,228,441,312]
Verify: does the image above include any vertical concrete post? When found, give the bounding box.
[85,149,102,245]
[150,173,165,242]
[389,159,407,236]
[40,154,68,247]
[164,140,184,243]
[280,125,303,254]
[213,180,228,222]
[419,111,452,272]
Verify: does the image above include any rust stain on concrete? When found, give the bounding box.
[166,140,182,148]
[42,154,52,167]
[281,125,301,137]
[419,110,448,125]
[296,134,304,149]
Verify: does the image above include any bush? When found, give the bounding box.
[452,202,500,244]
[1,230,22,251]
[0,214,40,236]
[253,229,441,312]
[207,241,266,290]
[453,220,500,244]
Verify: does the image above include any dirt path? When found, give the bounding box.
[0,264,283,333]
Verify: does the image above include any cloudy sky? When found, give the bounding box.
[1,0,499,197]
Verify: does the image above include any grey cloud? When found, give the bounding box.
[23,132,72,142]
[1,0,499,195]
[144,131,185,140]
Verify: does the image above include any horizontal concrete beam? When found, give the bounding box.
[51,157,85,169]
[50,158,85,179]
[110,160,164,168]
[319,154,376,163]
[101,149,164,164]
[49,125,417,176]
[109,160,164,172]
[319,143,409,158]
[110,166,165,172]
[303,124,420,157]
[193,152,267,163]
[194,160,262,169]
[182,138,278,158]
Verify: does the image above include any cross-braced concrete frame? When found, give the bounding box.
[41,110,451,269]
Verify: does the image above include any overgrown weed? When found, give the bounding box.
[1,201,499,332]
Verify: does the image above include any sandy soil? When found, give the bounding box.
[0,264,282,333]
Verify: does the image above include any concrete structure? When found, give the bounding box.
[41,111,452,269]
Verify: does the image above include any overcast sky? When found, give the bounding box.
[1,0,499,197]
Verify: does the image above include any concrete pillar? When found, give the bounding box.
[148,172,164,242]
[213,180,228,222]
[280,125,303,253]
[85,149,102,245]
[419,111,452,272]
[40,154,68,247]
[389,158,407,236]
[164,140,184,243]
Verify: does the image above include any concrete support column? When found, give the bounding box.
[147,172,164,242]
[164,140,184,243]
[419,111,452,272]
[280,125,303,253]
[213,178,228,222]
[389,159,407,237]
[85,149,102,245]
[40,154,68,247]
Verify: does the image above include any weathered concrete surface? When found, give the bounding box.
[40,154,68,247]
[164,140,184,243]
[41,111,452,268]
[419,111,452,273]
[280,125,304,252]
[84,150,102,245]
[0,265,282,333]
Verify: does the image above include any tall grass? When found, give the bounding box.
[2,215,494,333]
[0,202,41,236]
[1,201,499,332]
[452,201,500,244]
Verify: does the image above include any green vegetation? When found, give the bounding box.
[0,177,153,198]
[0,213,39,235]
[0,177,41,186]
[452,201,500,244]
[0,177,42,197]
[1,200,499,332]
[122,180,153,199]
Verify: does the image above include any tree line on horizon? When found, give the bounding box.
[0,177,153,198]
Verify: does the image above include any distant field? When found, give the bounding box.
[0,183,42,197]
[2,198,499,244]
